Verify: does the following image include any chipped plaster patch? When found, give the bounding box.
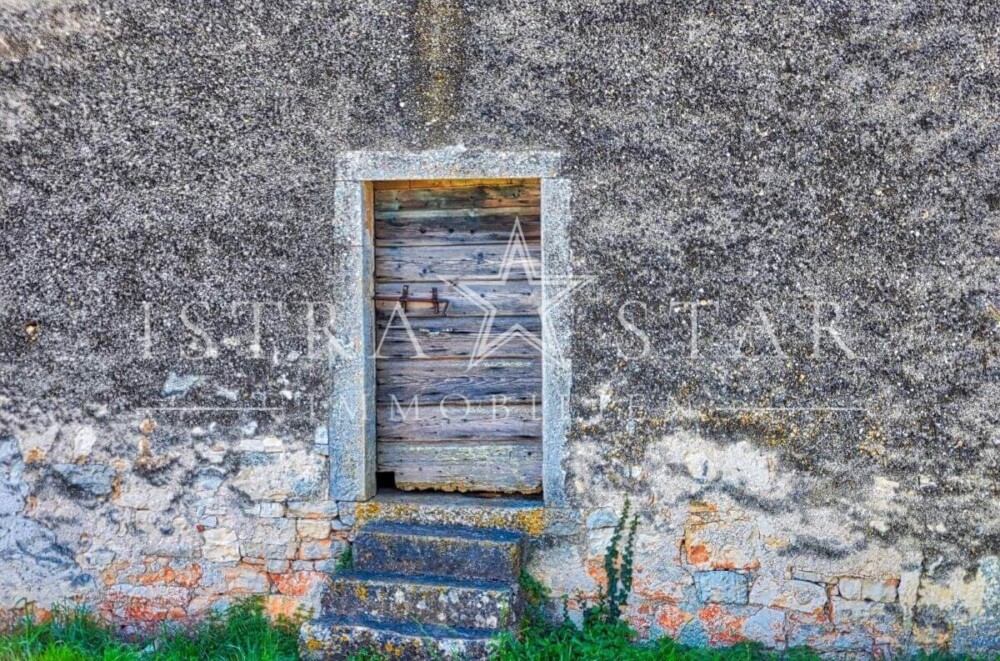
[919,565,987,618]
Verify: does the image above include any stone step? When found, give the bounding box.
[323,570,519,630]
[346,491,547,536]
[299,614,495,661]
[353,522,525,583]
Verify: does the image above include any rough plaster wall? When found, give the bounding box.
[1,0,999,654]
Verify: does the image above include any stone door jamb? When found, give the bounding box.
[328,146,572,508]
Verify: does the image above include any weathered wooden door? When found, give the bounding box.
[373,179,543,494]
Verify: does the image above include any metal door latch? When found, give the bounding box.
[374,285,449,315]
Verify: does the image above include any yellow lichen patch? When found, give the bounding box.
[382,641,404,658]
[353,501,378,524]
[511,507,546,536]
[353,499,547,536]
[355,501,418,527]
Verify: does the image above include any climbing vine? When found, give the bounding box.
[591,496,640,623]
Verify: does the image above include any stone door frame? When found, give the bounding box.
[328,146,572,507]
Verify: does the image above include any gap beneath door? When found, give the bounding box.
[373,488,542,508]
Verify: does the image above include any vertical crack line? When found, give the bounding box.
[413,0,464,133]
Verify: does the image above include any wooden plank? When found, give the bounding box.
[377,440,542,493]
[375,213,540,246]
[374,185,540,212]
[374,282,540,318]
[375,358,541,405]
[376,403,541,441]
[373,178,536,191]
[374,196,539,213]
[376,315,541,359]
[375,244,541,282]
[374,182,538,200]
[374,206,539,221]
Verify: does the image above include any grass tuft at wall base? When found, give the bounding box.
[0,598,301,661]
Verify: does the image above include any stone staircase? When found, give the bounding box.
[299,521,526,660]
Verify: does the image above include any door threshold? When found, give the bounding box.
[352,489,547,536]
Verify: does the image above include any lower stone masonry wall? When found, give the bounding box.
[0,413,346,630]
[1,412,998,655]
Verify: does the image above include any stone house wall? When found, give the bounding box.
[2,0,999,655]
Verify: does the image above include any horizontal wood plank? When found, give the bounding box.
[374,282,540,318]
[376,358,541,405]
[376,315,541,359]
[375,244,541,282]
[374,206,540,221]
[374,185,540,212]
[373,178,536,191]
[375,213,539,246]
[377,440,542,494]
[376,403,541,441]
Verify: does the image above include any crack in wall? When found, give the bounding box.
[412,0,463,135]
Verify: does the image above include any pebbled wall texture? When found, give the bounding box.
[1,0,999,654]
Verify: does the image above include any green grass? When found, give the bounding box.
[490,573,994,661]
[1,595,821,661]
[492,617,827,661]
[0,598,301,661]
[1,594,990,661]
[334,546,354,572]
